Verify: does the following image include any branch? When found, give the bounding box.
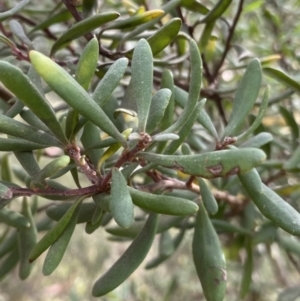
[212,0,244,78]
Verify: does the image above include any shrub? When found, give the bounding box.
[0,0,300,300]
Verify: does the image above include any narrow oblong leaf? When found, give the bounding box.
[284,146,300,170]
[128,187,198,215]
[279,106,299,141]
[75,37,99,90]
[93,58,129,107]
[0,0,30,22]
[224,59,262,137]
[0,231,18,259]
[92,213,158,297]
[198,178,218,215]
[42,203,80,275]
[146,88,171,134]
[30,155,70,188]
[263,67,300,93]
[0,183,12,200]
[239,169,300,235]
[110,168,134,228]
[0,247,19,280]
[0,61,68,145]
[0,114,62,147]
[0,208,29,229]
[131,39,153,133]
[163,40,202,134]
[0,138,49,151]
[152,133,179,142]
[237,86,270,141]
[51,12,120,55]
[181,0,209,14]
[29,51,126,146]
[18,198,38,280]
[138,148,266,178]
[192,201,227,301]
[29,196,84,263]
[240,132,273,149]
[200,0,232,23]
[9,20,31,46]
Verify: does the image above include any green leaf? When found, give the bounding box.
[263,67,300,93]
[75,38,99,90]
[30,155,70,188]
[102,10,164,31]
[42,202,80,276]
[192,201,227,301]
[239,169,300,235]
[128,187,198,216]
[13,151,40,177]
[0,138,51,151]
[0,61,68,145]
[92,213,158,297]
[200,0,232,23]
[139,148,266,178]
[152,133,179,142]
[283,146,300,170]
[9,20,32,46]
[51,12,120,55]
[0,114,62,147]
[29,10,72,33]
[130,39,153,133]
[146,88,171,134]
[224,59,262,137]
[279,106,299,141]
[181,0,209,14]
[0,183,12,200]
[0,0,30,22]
[110,168,134,229]
[174,86,218,139]
[0,231,18,259]
[93,58,129,107]
[18,198,38,280]
[198,178,218,215]
[163,40,202,134]
[237,86,270,141]
[29,50,126,146]
[29,196,84,263]
[0,247,19,280]
[46,202,98,224]
[240,132,273,149]
[0,208,29,229]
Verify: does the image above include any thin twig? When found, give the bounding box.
[212,0,245,78]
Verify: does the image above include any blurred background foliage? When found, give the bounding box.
[1,0,300,300]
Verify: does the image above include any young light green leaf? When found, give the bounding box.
[237,86,270,142]
[0,0,30,22]
[92,213,158,297]
[224,59,262,137]
[239,169,300,235]
[0,114,62,147]
[192,201,227,301]
[130,39,153,133]
[110,168,134,229]
[139,148,266,178]
[163,40,202,134]
[29,51,126,146]
[29,196,84,263]
[93,58,129,107]
[42,202,80,275]
[146,88,171,134]
[198,178,218,215]
[0,61,68,145]
[18,198,38,280]
[200,0,232,23]
[0,208,29,229]
[75,38,99,90]
[263,67,300,93]
[51,12,120,55]
[102,10,163,32]
[128,187,198,216]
